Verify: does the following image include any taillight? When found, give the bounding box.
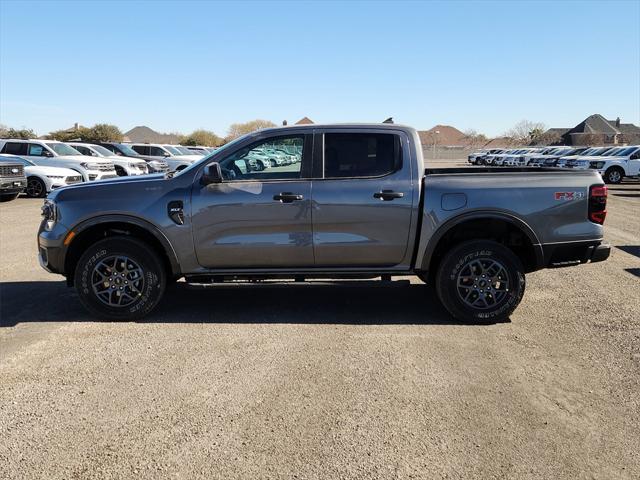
[589,185,607,224]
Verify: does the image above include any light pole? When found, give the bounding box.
[433,130,440,159]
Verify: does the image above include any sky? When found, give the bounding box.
[1,0,639,138]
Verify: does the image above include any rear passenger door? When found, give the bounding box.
[311,129,415,268]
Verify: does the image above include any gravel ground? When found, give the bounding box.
[1,177,639,479]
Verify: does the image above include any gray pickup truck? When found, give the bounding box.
[38,124,610,322]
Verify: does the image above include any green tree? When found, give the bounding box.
[182,129,223,147]
[83,124,123,142]
[227,119,276,140]
[0,124,37,139]
[48,123,123,142]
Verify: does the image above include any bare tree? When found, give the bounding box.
[463,129,488,148]
[227,119,277,140]
[505,120,546,145]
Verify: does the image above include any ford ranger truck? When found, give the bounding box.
[37,124,610,322]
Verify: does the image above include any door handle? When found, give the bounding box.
[373,190,404,201]
[273,192,304,203]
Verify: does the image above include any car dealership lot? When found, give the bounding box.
[1,181,639,479]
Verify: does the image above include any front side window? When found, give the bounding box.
[323,133,400,178]
[218,136,304,181]
[73,145,92,155]
[150,146,169,156]
[1,142,28,155]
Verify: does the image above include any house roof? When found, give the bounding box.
[124,126,182,144]
[294,117,314,125]
[544,128,570,136]
[417,125,467,146]
[566,114,621,136]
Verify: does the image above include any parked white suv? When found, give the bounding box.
[0,154,83,197]
[68,142,148,176]
[128,143,200,171]
[0,139,116,182]
[586,146,640,183]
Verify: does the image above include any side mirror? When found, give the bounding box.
[43,150,54,157]
[201,162,223,185]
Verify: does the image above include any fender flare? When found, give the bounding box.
[420,211,544,272]
[65,214,181,276]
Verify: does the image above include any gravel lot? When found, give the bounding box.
[1,175,639,479]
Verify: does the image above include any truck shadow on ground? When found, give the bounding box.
[0,280,509,327]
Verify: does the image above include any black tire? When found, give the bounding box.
[435,240,525,323]
[115,165,127,177]
[74,237,166,320]
[26,177,47,198]
[603,167,623,184]
[0,193,20,202]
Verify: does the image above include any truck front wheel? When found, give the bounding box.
[74,237,166,320]
[435,240,525,323]
[603,167,623,184]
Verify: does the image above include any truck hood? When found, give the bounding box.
[48,173,165,197]
[25,165,80,176]
[171,155,201,161]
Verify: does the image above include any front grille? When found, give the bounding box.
[97,163,115,172]
[65,175,82,184]
[0,164,25,177]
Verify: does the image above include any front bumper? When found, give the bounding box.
[543,241,611,268]
[37,219,69,275]
[1,177,27,193]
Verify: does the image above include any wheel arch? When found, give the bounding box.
[63,215,181,285]
[419,212,543,280]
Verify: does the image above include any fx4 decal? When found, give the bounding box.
[555,191,585,201]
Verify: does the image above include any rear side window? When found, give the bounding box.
[1,142,28,155]
[323,133,401,178]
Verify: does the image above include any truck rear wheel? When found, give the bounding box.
[74,237,166,320]
[435,240,525,323]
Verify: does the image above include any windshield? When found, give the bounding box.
[613,147,637,156]
[114,144,138,156]
[48,143,81,156]
[90,145,115,157]
[175,146,196,155]
[162,145,182,156]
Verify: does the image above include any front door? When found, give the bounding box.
[311,130,415,268]
[191,134,314,269]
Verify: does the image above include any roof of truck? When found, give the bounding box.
[258,123,416,134]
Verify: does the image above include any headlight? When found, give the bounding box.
[41,200,57,230]
[80,162,98,170]
[46,175,64,179]
[128,162,138,168]
[590,161,605,169]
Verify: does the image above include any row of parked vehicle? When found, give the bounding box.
[468,145,640,184]
[0,137,306,200]
[0,139,221,200]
